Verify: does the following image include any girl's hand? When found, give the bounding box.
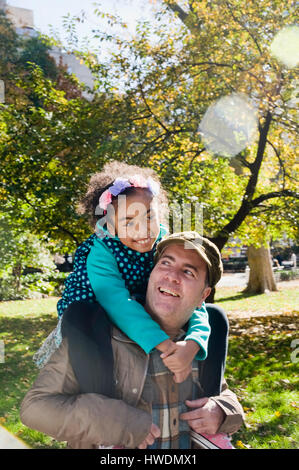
[161,340,200,383]
[155,338,177,355]
[172,365,193,383]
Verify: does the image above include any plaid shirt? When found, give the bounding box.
[142,333,202,449]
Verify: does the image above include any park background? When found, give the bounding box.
[0,0,298,449]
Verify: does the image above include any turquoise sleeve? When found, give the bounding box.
[86,237,169,354]
[184,302,211,360]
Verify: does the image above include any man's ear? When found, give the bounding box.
[196,286,212,309]
[202,286,211,302]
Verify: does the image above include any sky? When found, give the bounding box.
[7,0,157,49]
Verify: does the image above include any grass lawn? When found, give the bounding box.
[0,286,298,449]
[0,297,64,448]
[226,315,298,449]
[215,281,299,317]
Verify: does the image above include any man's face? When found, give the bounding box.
[145,243,212,332]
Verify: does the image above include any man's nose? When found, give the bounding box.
[163,268,181,284]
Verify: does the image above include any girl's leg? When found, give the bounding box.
[198,304,229,397]
[61,300,116,398]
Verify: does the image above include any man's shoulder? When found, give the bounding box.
[111,326,131,342]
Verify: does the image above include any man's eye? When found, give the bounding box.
[161,260,170,265]
[184,270,194,276]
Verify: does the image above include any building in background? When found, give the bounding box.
[0,0,94,95]
[1,0,32,26]
[49,46,95,93]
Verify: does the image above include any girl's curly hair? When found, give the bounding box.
[77,161,169,229]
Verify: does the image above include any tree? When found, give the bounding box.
[82,1,298,295]
[0,213,56,291]
[0,11,129,251]
[1,3,298,298]
[158,0,299,294]
[0,9,23,102]
[18,35,58,80]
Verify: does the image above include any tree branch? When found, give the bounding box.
[164,1,189,23]
[211,111,273,250]
[237,155,254,171]
[251,189,299,207]
[131,131,170,160]
[21,194,81,246]
[138,82,171,134]
[246,110,273,200]
[266,139,286,188]
[224,0,263,55]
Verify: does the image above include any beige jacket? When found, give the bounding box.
[20,328,244,449]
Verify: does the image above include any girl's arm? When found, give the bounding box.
[185,304,211,360]
[86,237,170,354]
[161,306,211,382]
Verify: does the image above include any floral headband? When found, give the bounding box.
[99,175,160,211]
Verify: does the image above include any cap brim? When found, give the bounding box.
[155,237,212,269]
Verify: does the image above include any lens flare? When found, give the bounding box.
[270,26,299,69]
[199,93,258,158]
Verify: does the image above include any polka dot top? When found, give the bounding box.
[57,224,167,318]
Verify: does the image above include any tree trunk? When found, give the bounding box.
[244,244,278,294]
[12,262,22,291]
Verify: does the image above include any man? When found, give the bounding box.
[20,232,244,449]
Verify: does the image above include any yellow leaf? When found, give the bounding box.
[236,440,246,448]
[243,406,252,412]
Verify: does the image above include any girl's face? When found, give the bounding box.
[108,189,160,253]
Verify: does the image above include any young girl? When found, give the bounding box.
[34,161,210,381]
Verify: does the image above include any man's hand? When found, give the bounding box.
[137,423,161,449]
[160,340,200,383]
[180,397,225,434]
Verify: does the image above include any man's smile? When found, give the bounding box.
[158,286,180,298]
